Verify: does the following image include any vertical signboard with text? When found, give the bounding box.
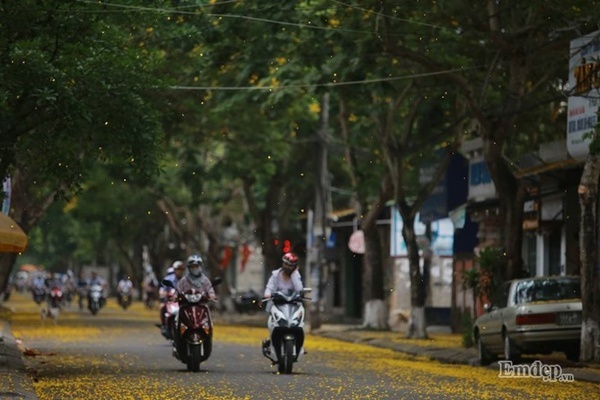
[567,30,600,160]
[1,177,10,215]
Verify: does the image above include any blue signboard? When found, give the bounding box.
[391,207,454,257]
[420,152,469,223]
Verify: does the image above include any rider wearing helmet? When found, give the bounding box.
[262,252,304,354]
[158,260,186,336]
[263,252,303,308]
[176,254,217,300]
[162,261,185,290]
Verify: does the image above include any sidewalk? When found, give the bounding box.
[0,309,38,400]
[1,308,600,400]
[312,323,600,384]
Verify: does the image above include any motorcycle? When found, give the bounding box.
[162,277,222,372]
[117,286,133,310]
[261,288,311,374]
[158,287,179,340]
[87,284,105,315]
[42,286,64,324]
[230,287,262,314]
[32,285,47,305]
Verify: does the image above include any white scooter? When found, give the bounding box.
[87,284,105,315]
[261,288,311,374]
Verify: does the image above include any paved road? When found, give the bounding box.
[4,292,600,399]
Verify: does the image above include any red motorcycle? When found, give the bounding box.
[42,286,64,324]
[158,287,179,340]
[162,277,221,372]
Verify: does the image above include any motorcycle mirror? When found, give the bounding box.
[211,276,223,286]
[161,279,175,288]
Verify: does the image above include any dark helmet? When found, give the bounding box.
[282,252,298,267]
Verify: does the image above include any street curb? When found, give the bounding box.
[0,319,38,400]
[314,330,481,365]
[313,329,600,384]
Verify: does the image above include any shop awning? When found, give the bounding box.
[0,213,28,253]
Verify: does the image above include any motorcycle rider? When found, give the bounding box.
[116,276,134,306]
[158,261,185,336]
[162,261,185,289]
[176,255,217,301]
[172,254,220,369]
[75,271,88,310]
[262,252,304,353]
[143,267,159,309]
[87,271,107,308]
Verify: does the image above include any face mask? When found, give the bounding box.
[189,266,202,276]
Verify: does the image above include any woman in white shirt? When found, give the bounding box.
[263,252,303,312]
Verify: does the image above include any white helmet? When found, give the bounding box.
[172,261,184,271]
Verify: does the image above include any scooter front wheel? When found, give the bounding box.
[279,340,294,374]
[187,345,201,372]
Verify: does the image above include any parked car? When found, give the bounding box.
[473,275,581,365]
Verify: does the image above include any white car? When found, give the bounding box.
[473,276,581,365]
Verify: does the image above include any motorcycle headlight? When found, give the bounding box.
[184,293,202,303]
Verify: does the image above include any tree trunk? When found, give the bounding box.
[422,222,432,304]
[356,174,391,328]
[362,299,388,329]
[362,226,383,300]
[400,208,428,339]
[0,252,18,293]
[406,307,427,339]
[578,153,600,363]
[482,131,527,280]
[361,227,387,329]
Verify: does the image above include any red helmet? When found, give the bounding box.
[282,252,298,267]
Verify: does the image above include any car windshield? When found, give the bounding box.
[514,277,580,304]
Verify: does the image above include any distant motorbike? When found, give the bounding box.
[117,287,133,310]
[231,288,262,314]
[262,288,311,374]
[32,286,47,305]
[162,277,222,372]
[42,286,64,324]
[48,286,64,308]
[87,284,105,315]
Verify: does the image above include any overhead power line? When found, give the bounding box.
[168,67,478,91]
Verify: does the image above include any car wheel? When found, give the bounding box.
[503,333,520,362]
[565,346,580,362]
[477,334,496,366]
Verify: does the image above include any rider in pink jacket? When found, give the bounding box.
[177,254,217,300]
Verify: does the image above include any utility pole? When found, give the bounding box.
[309,92,330,332]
